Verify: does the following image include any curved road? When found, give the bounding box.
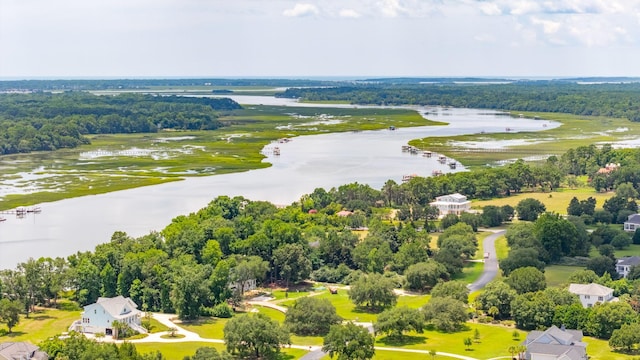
[468,230,505,292]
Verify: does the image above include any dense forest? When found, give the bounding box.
[0,93,240,155]
[278,82,640,121]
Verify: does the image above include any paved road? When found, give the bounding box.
[468,230,506,292]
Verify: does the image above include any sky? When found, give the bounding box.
[1,0,640,78]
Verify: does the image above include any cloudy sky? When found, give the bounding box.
[1,0,639,78]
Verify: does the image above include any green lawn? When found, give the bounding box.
[472,187,614,215]
[614,244,640,258]
[136,342,307,360]
[0,306,81,342]
[545,265,583,288]
[453,261,484,285]
[374,323,523,359]
[179,317,229,339]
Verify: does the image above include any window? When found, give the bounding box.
[598,296,603,301]
[94,309,97,314]
[584,295,590,299]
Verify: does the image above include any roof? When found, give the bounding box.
[618,256,640,267]
[90,296,140,319]
[524,326,586,360]
[336,210,353,217]
[0,342,47,360]
[625,213,640,224]
[568,283,613,297]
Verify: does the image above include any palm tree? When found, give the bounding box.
[429,349,437,359]
[464,337,473,350]
[508,345,517,359]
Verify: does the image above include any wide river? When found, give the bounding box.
[0,96,557,269]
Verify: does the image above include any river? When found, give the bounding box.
[0,97,557,269]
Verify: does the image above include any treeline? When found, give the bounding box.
[278,82,640,121]
[0,92,240,155]
[0,78,337,91]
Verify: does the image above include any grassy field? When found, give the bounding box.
[409,111,640,167]
[544,265,583,288]
[135,341,307,360]
[0,306,81,342]
[179,317,229,339]
[472,187,614,215]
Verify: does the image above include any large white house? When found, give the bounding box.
[73,296,146,335]
[523,325,587,360]
[568,283,617,308]
[624,213,640,232]
[429,193,471,216]
[616,256,640,278]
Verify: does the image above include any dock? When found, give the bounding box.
[0,206,42,216]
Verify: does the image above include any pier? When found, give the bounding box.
[0,206,42,218]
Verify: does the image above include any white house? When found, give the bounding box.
[523,325,587,360]
[624,213,640,232]
[429,193,471,216]
[74,296,145,335]
[568,283,617,308]
[616,256,640,278]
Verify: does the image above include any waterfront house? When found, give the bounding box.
[0,342,48,360]
[568,283,617,308]
[429,193,471,216]
[522,325,587,360]
[623,213,640,232]
[616,256,640,278]
[73,296,145,335]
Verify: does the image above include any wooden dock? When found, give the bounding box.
[0,206,41,216]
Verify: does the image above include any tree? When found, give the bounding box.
[534,212,583,261]
[351,236,393,273]
[633,228,640,245]
[323,322,375,360]
[481,205,503,227]
[230,256,269,296]
[373,306,425,338]
[404,261,448,292]
[611,233,632,249]
[609,323,640,352]
[499,248,545,276]
[284,297,342,336]
[430,280,469,304]
[516,198,546,221]
[615,182,638,200]
[273,243,311,288]
[567,269,599,284]
[0,298,21,333]
[585,301,635,339]
[510,292,555,330]
[463,337,473,350]
[224,313,290,359]
[422,297,468,332]
[475,280,516,319]
[586,256,617,278]
[171,264,210,320]
[349,273,397,311]
[184,347,233,360]
[505,267,546,294]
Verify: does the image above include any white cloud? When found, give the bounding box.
[283,3,319,17]
[339,8,361,18]
[377,0,408,17]
[479,2,502,16]
[531,16,561,34]
[474,33,496,43]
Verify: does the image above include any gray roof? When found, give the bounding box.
[618,256,640,267]
[0,342,48,360]
[91,296,140,319]
[626,213,640,224]
[524,326,586,360]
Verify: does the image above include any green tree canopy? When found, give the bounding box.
[323,322,375,360]
[284,297,342,336]
[224,313,290,359]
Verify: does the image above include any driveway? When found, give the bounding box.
[468,230,505,292]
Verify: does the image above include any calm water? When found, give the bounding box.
[0,100,556,269]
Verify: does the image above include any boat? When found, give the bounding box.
[388,126,396,131]
[273,147,281,156]
[0,217,6,222]
[26,206,41,213]
[432,170,443,176]
[422,151,432,158]
[438,155,447,164]
[402,174,418,182]
[448,161,457,169]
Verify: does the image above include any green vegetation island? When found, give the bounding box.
[2,79,640,359]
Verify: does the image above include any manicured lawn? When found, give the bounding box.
[374,323,523,359]
[453,261,484,285]
[583,336,635,360]
[147,317,171,333]
[495,236,509,260]
[472,188,614,215]
[614,244,640,258]
[271,289,311,301]
[179,317,229,339]
[137,342,307,360]
[396,294,431,309]
[0,306,81,342]
[545,265,583,288]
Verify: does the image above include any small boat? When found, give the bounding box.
[449,161,457,169]
[0,217,6,222]
[432,170,443,176]
[27,206,41,213]
[438,155,447,164]
[402,174,418,182]
[388,126,396,131]
[422,151,432,158]
[273,147,281,156]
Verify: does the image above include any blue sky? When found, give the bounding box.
[1,0,639,78]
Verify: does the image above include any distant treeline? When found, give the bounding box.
[0,78,338,91]
[278,83,640,121]
[0,92,240,155]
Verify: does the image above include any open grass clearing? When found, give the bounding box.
[0,306,81,343]
[472,187,614,215]
[178,317,229,340]
[136,341,307,360]
[545,265,583,288]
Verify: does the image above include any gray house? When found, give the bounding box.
[624,213,640,232]
[617,256,640,278]
[523,325,587,360]
[0,342,48,360]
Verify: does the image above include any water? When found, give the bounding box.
[0,100,556,269]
